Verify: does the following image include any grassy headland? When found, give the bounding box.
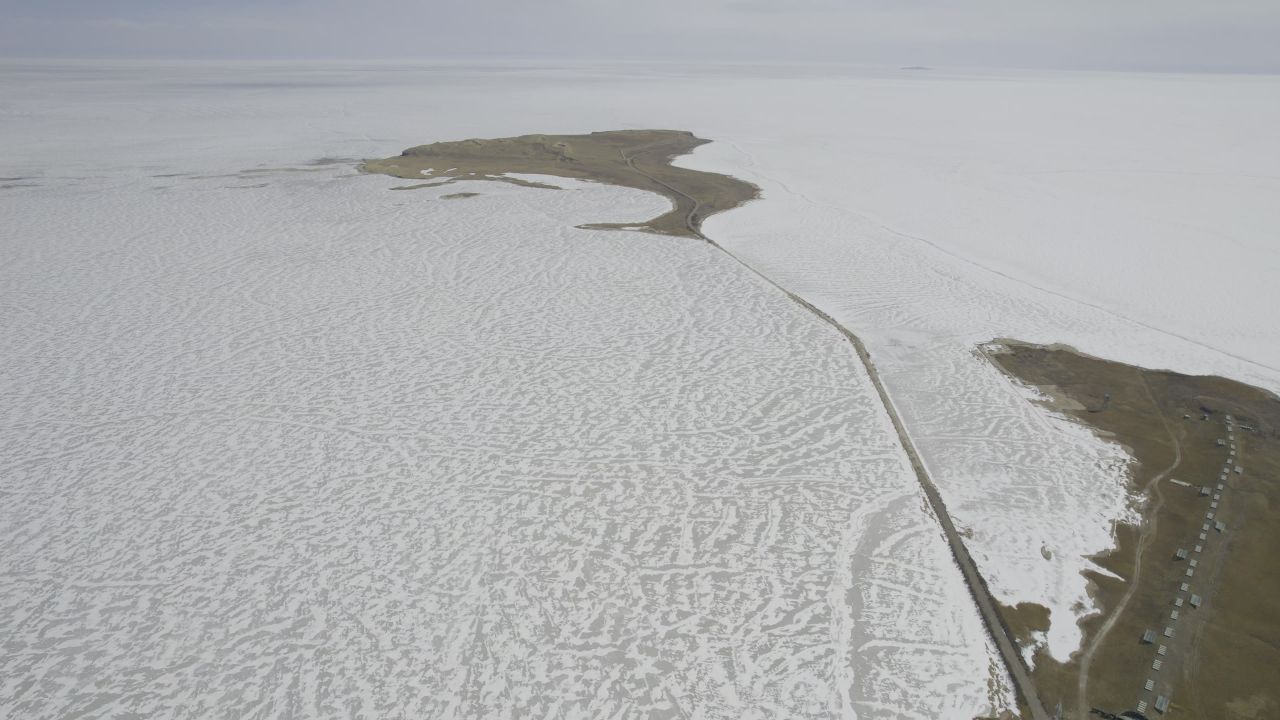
[987,341,1280,720]
[362,130,759,238]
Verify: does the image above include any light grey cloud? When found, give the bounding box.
[1,0,1278,72]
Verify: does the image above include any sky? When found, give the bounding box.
[2,0,1279,72]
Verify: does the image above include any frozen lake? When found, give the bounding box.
[2,63,1007,718]
[3,60,1278,716]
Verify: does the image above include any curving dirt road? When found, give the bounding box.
[1074,374,1183,718]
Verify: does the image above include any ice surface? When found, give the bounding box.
[0,64,1010,718]
[3,60,1276,711]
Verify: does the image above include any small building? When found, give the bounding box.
[1215,521,1226,532]
[1199,532,1207,541]
[1217,483,1225,490]
[1155,695,1171,713]
[1175,548,1189,560]
[1153,658,1164,670]
[1157,644,1168,656]
[1170,609,1179,620]
[1189,559,1198,568]
[1180,582,1190,592]
[1195,543,1203,552]
[1214,493,1221,500]
[1145,678,1156,691]
[1190,594,1202,608]
[1174,597,1184,607]
[1186,568,1194,577]
[1164,626,1175,638]
[1142,629,1157,644]
[1136,700,1149,714]
[1236,466,1243,474]
[1216,438,1226,446]
[1202,522,1211,531]
[1199,486,1211,496]
[1210,501,1219,509]
[1207,512,1215,520]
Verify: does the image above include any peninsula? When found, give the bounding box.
[362,129,759,238]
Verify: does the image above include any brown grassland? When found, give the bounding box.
[361,129,758,237]
[988,341,1280,719]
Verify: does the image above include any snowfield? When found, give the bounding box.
[3,60,1278,715]
[1,66,1008,717]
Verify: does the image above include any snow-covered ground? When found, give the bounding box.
[3,60,1277,714]
[1,63,1009,718]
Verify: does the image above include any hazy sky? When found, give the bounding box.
[3,0,1279,72]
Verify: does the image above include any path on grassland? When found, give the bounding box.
[1075,374,1182,719]
[622,149,1052,720]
